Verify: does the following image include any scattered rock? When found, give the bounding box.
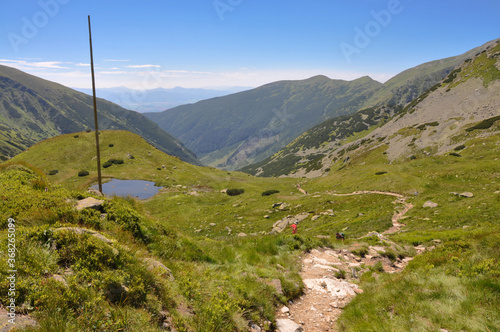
[459,192,474,198]
[237,233,247,237]
[423,201,438,208]
[209,223,216,227]
[272,202,283,208]
[87,187,103,196]
[267,279,283,295]
[264,215,270,219]
[143,258,175,281]
[281,306,290,314]
[220,189,228,193]
[76,197,104,211]
[225,227,232,234]
[271,213,309,233]
[311,215,320,221]
[276,319,303,332]
[279,203,289,210]
[249,322,262,332]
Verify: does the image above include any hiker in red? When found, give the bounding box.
[290,222,298,234]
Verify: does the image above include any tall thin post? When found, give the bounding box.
[88,15,102,194]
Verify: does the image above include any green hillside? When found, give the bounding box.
[2,126,499,331]
[243,39,500,178]
[145,75,382,170]
[241,104,402,177]
[0,65,199,165]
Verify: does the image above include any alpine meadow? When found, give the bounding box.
[0,2,499,332]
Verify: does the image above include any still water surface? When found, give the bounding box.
[92,179,161,199]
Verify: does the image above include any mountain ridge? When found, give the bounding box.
[244,40,500,177]
[0,64,200,165]
[145,74,382,170]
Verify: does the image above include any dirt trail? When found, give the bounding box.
[328,190,414,235]
[276,191,415,332]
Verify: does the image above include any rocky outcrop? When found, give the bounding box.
[271,213,310,233]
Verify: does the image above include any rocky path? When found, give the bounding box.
[275,191,415,332]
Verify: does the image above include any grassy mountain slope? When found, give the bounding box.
[241,104,402,177]
[363,38,500,107]
[145,75,382,170]
[3,125,498,331]
[0,65,199,165]
[244,40,500,178]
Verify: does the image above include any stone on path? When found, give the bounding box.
[276,319,303,332]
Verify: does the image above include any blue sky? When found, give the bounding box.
[1,0,499,89]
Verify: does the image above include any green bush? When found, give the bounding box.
[375,171,387,175]
[103,161,113,168]
[466,115,500,132]
[454,145,466,151]
[73,135,79,138]
[227,189,245,196]
[262,189,279,196]
[109,144,114,147]
[48,170,59,175]
[449,152,462,157]
[108,158,124,165]
[78,170,89,177]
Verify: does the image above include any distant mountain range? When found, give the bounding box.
[74,86,251,113]
[145,38,499,171]
[0,65,199,164]
[243,40,500,177]
[145,75,382,170]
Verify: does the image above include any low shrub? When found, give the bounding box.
[227,189,245,196]
[74,135,79,138]
[335,270,346,279]
[102,161,113,168]
[375,171,387,175]
[108,158,124,165]
[48,170,58,175]
[449,152,462,157]
[352,247,369,258]
[109,144,114,147]
[454,145,466,151]
[262,189,279,196]
[78,170,89,177]
[466,115,500,132]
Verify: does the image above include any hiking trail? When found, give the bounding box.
[276,190,417,332]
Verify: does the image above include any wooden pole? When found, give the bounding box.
[88,15,103,194]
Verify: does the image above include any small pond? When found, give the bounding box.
[92,179,162,199]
